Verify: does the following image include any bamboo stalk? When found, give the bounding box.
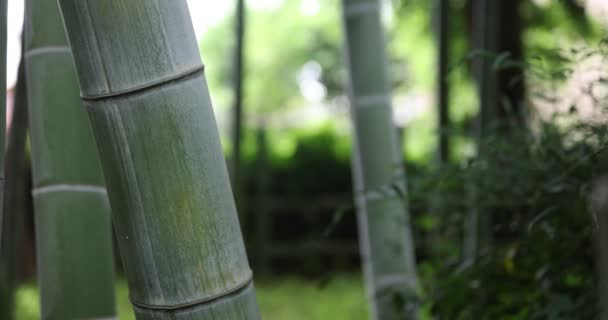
[0,0,7,241]
[56,1,261,318]
[0,0,11,314]
[231,0,248,238]
[462,0,499,266]
[0,57,27,320]
[340,0,420,318]
[435,0,450,164]
[591,176,608,320]
[231,0,246,187]
[24,0,116,318]
[254,128,271,274]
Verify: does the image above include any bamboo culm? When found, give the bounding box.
[435,0,449,164]
[591,176,608,320]
[25,0,116,318]
[341,0,420,318]
[0,0,7,242]
[231,0,246,187]
[56,0,261,319]
[462,0,499,266]
[0,0,11,315]
[0,58,27,320]
[0,0,8,229]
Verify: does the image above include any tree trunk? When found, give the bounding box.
[341,0,420,318]
[24,0,116,318]
[56,1,261,319]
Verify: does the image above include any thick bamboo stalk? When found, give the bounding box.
[24,0,116,318]
[56,1,261,319]
[341,0,420,318]
[0,58,27,320]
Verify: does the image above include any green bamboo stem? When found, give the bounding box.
[435,0,449,164]
[253,128,271,274]
[462,0,498,266]
[0,0,7,241]
[231,0,246,187]
[0,58,27,320]
[24,0,116,318]
[56,1,260,319]
[0,0,10,313]
[591,176,608,320]
[231,0,248,237]
[341,0,420,318]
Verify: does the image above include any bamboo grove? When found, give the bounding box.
[1,0,601,319]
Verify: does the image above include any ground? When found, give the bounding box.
[15,274,367,320]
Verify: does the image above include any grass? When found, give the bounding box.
[15,274,368,319]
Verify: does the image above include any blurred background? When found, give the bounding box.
[5,0,608,319]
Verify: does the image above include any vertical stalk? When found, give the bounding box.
[56,1,261,319]
[435,0,449,164]
[0,0,10,314]
[231,0,248,238]
[591,176,608,320]
[231,0,246,188]
[428,0,450,261]
[341,0,420,319]
[0,0,7,239]
[254,127,271,274]
[462,0,498,266]
[0,58,27,320]
[24,0,116,318]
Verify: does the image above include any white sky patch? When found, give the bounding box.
[187,0,234,39]
[300,0,320,17]
[7,0,24,89]
[249,0,285,11]
[298,61,327,103]
[586,0,608,26]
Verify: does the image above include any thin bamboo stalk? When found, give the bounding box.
[0,0,7,241]
[231,0,246,187]
[56,1,261,318]
[0,58,27,320]
[24,0,116,318]
[231,0,248,237]
[341,0,420,318]
[591,176,608,320]
[0,0,13,319]
[435,0,449,164]
[254,128,271,274]
[462,0,498,266]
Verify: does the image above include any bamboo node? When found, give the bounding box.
[81,66,205,101]
[32,184,107,197]
[130,271,254,311]
[356,179,408,203]
[350,93,391,110]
